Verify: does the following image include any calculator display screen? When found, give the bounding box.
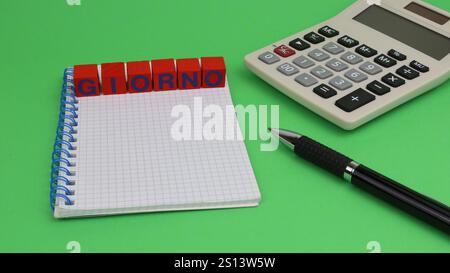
[354,5,450,60]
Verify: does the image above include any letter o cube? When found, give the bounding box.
[201,57,226,88]
[127,61,152,93]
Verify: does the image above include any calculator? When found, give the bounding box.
[245,0,450,130]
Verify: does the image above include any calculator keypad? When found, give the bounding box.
[293,56,315,68]
[396,66,419,80]
[359,62,382,75]
[308,49,330,62]
[258,52,280,64]
[314,84,337,98]
[329,76,353,90]
[341,52,363,65]
[410,61,429,73]
[296,73,318,87]
[374,54,397,68]
[367,81,390,95]
[255,25,430,115]
[277,63,299,76]
[338,35,359,48]
[326,59,348,72]
[318,26,339,38]
[355,45,378,58]
[274,45,296,58]
[323,42,345,55]
[304,32,325,44]
[335,89,375,112]
[289,38,310,51]
[311,66,333,79]
[382,73,405,88]
[388,49,407,61]
[345,69,368,83]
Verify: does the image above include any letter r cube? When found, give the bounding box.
[152,59,177,91]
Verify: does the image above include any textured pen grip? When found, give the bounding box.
[294,136,353,178]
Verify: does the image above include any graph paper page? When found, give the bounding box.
[61,82,260,214]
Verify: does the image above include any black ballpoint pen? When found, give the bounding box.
[270,128,450,235]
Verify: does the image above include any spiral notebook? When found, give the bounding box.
[50,68,261,218]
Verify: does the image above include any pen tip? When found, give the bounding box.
[269,128,280,137]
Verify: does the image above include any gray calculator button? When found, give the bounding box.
[322,42,345,55]
[293,56,315,68]
[340,52,363,65]
[295,73,318,87]
[310,66,333,79]
[308,49,330,62]
[329,76,353,90]
[277,63,299,76]
[344,69,368,83]
[325,59,348,72]
[359,61,382,75]
[258,51,280,64]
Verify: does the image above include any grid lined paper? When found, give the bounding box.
[57,81,260,217]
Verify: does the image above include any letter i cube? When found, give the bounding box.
[101,62,128,95]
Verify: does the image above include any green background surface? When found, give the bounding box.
[0,0,449,253]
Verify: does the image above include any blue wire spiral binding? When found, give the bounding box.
[52,148,73,160]
[57,123,77,134]
[56,132,76,143]
[52,158,73,167]
[54,139,76,151]
[50,68,78,210]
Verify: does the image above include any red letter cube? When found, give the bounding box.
[73,64,100,97]
[201,57,226,88]
[101,62,127,95]
[127,61,152,93]
[152,59,177,91]
[176,58,201,90]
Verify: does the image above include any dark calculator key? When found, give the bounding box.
[335,88,375,112]
[355,45,378,58]
[289,38,311,51]
[382,73,406,88]
[367,80,391,95]
[337,35,359,48]
[313,84,337,99]
[388,49,407,61]
[274,45,296,57]
[304,32,325,44]
[318,26,339,38]
[410,60,429,73]
[396,65,420,80]
[374,54,397,68]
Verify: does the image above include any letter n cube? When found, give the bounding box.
[176,58,201,90]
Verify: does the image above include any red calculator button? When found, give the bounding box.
[274,45,295,58]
